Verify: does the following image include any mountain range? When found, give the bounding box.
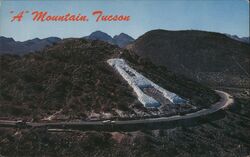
[0,36,61,55]
[84,31,135,47]
[0,31,134,55]
[1,30,248,56]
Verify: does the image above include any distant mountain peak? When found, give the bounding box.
[225,34,249,44]
[0,31,134,55]
[113,33,134,47]
[84,31,134,47]
[90,31,112,37]
[0,36,15,43]
[114,33,130,37]
[86,31,114,44]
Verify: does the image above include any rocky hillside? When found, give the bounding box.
[0,39,218,120]
[127,30,250,88]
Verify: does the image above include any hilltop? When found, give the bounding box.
[127,29,250,88]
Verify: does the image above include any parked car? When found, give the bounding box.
[16,120,27,128]
[102,120,116,125]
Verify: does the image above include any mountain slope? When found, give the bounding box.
[127,29,250,87]
[0,39,218,120]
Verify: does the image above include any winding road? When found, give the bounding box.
[0,90,234,130]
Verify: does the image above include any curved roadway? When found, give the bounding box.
[0,90,234,129]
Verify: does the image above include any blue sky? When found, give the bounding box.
[0,0,249,41]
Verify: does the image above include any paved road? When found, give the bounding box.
[0,90,233,129]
